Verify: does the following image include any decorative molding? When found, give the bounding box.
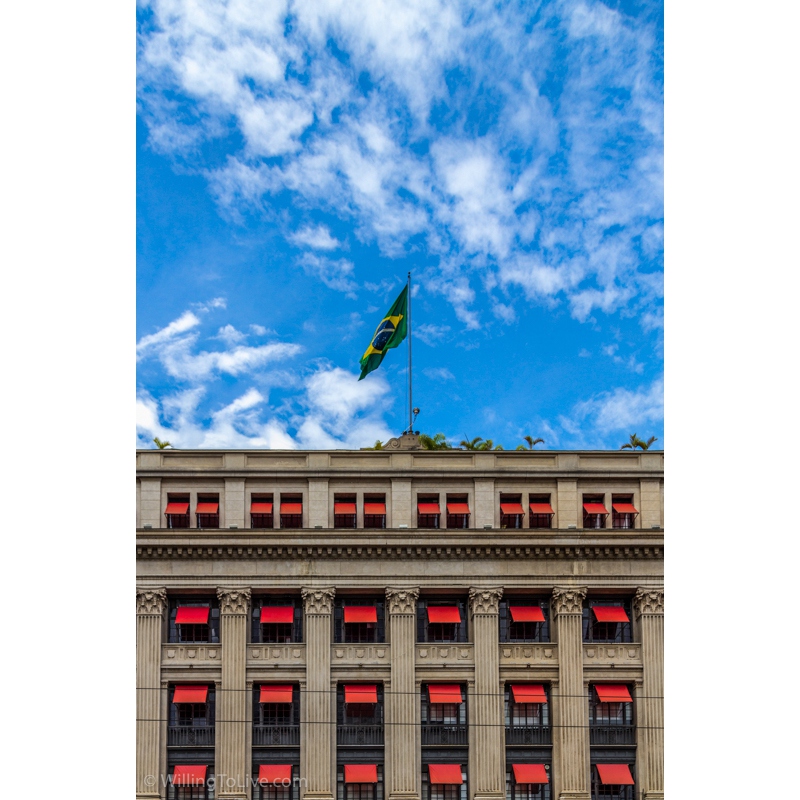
[634,587,664,616]
[551,586,587,615]
[583,643,642,665]
[499,644,557,664]
[385,586,419,614]
[136,587,167,615]
[469,586,503,615]
[416,643,474,664]
[216,587,251,615]
[302,587,335,615]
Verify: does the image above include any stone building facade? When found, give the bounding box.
[136,444,664,800]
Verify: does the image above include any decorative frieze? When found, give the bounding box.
[552,586,587,615]
[216,587,251,615]
[385,586,419,615]
[136,587,167,615]
[634,587,664,616]
[469,586,503,615]
[301,587,335,615]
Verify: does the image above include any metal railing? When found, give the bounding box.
[589,725,636,745]
[252,724,301,746]
[336,724,385,746]
[505,725,552,745]
[167,725,215,746]
[420,724,468,745]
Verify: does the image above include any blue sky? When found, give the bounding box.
[136,0,663,450]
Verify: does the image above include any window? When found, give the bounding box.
[363,496,387,529]
[505,685,551,745]
[253,685,300,746]
[334,495,358,529]
[252,598,302,643]
[196,495,219,529]
[528,496,554,529]
[334,598,385,643]
[417,600,468,643]
[167,765,213,800]
[254,765,297,800]
[169,600,220,644]
[169,686,215,747]
[611,497,638,530]
[165,495,190,529]
[422,764,467,800]
[589,686,634,745]
[418,496,441,529]
[337,685,384,746]
[337,764,383,800]
[500,599,550,643]
[251,496,274,529]
[505,764,551,800]
[582,600,633,644]
[590,763,635,799]
[421,685,467,745]
[500,495,524,529]
[280,495,303,529]
[445,496,470,529]
[583,495,608,529]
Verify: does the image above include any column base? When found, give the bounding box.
[217,794,248,800]
[643,793,664,800]
[473,793,505,800]
[558,793,591,800]
[136,794,162,800]
[302,793,336,800]
[388,793,420,800]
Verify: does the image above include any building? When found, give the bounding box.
[136,437,664,800]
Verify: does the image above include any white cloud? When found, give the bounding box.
[249,324,268,335]
[289,224,343,251]
[215,324,247,345]
[423,367,454,382]
[136,311,200,358]
[415,323,451,346]
[298,254,358,296]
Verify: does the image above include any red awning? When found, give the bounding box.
[418,502,441,514]
[172,685,209,704]
[511,684,547,704]
[175,606,210,625]
[583,502,608,514]
[196,502,218,514]
[446,503,471,514]
[165,502,189,514]
[251,501,273,513]
[172,765,207,785]
[500,502,524,514]
[344,606,377,623]
[281,503,302,514]
[428,684,463,704]
[335,502,357,514]
[529,502,554,514]
[612,503,639,515]
[596,764,634,785]
[592,606,630,623]
[427,606,461,623]
[512,764,549,784]
[364,502,386,514]
[428,765,463,785]
[344,685,378,703]
[261,606,294,624]
[595,685,633,703]
[345,765,378,783]
[509,606,545,623]
[260,685,294,703]
[258,765,292,784]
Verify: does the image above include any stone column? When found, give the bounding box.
[634,588,664,800]
[302,587,336,800]
[468,588,505,800]
[552,587,589,800]
[385,587,420,800]
[137,588,167,800]
[216,588,251,800]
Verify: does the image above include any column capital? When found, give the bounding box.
[468,586,503,615]
[634,587,664,616]
[385,586,419,614]
[136,587,167,616]
[302,587,335,615]
[216,587,251,615]
[551,586,587,615]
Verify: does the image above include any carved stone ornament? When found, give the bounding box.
[634,587,664,616]
[551,586,587,615]
[216,587,251,615]
[302,587,336,615]
[136,587,167,615]
[468,586,503,615]
[385,586,420,614]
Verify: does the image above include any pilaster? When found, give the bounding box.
[468,588,505,800]
[308,479,329,528]
[216,587,251,800]
[473,479,495,528]
[390,479,411,528]
[385,587,420,800]
[552,587,589,800]
[136,588,167,800]
[556,480,578,529]
[224,478,245,529]
[634,588,664,800]
[302,587,336,800]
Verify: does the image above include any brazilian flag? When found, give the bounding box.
[359,285,408,380]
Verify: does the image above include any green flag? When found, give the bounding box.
[358,284,408,380]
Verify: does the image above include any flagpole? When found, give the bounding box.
[407,271,412,433]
